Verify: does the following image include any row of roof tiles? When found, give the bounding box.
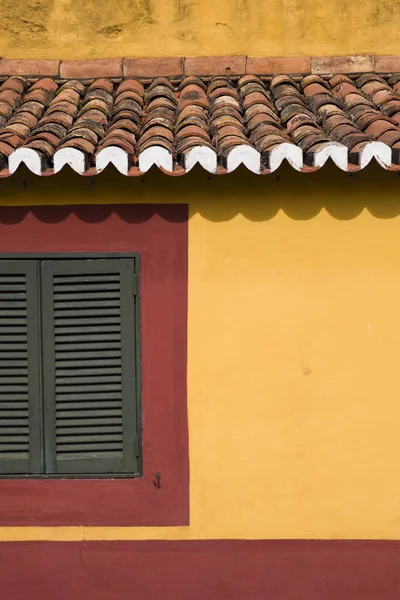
[1,71,400,177]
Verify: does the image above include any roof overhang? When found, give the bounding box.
[0,55,400,177]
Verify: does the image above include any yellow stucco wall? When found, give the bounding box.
[0,164,400,541]
[1,0,400,59]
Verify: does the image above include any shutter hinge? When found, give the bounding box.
[133,273,137,296]
[135,436,140,458]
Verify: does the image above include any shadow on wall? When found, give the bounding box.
[0,161,399,222]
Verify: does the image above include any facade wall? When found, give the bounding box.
[2,1,400,594]
[0,164,399,541]
[1,164,400,597]
[0,0,399,60]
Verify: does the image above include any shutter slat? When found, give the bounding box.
[0,275,26,282]
[0,453,29,459]
[55,341,121,350]
[54,275,120,284]
[0,377,28,383]
[57,418,122,427]
[0,418,29,425]
[0,435,30,443]
[0,335,28,342]
[55,284,120,293]
[0,301,27,308]
[55,384,121,393]
[55,333,121,343]
[56,326,120,335]
[56,376,121,385]
[55,317,121,326]
[56,453,122,463]
[54,309,121,317]
[0,386,30,393]
[55,350,121,360]
[54,300,121,309]
[41,258,138,475]
[56,367,121,377]
[56,443,122,452]
[0,395,29,402]
[0,344,30,352]
[56,359,122,368]
[0,294,26,301]
[0,427,29,433]
[0,288,25,293]
[0,362,28,369]
[56,408,122,418]
[54,291,120,301]
[56,394,122,403]
[57,433,122,443]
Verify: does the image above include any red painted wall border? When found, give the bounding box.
[0,204,189,526]
[1,540,400,599]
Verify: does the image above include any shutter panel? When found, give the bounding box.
[41,258,138,475]
[0,260,42,474]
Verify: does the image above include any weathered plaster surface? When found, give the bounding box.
[1,0,400,59]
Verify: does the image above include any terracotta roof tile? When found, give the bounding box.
[311,55,374,75]
[184,56,246,76]
[123,57,183,78]
[0,141,15,157]
[0,59,59,77]
[375,56,400,73]
[247,57,310,75]
[0,70,399,175]
[60,59,123,79]
[378,130,400,146]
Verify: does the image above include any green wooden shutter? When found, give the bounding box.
[41,258,139,475]
[0,260,42,474]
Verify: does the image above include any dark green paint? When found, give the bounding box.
[0,261,42,475]
[0,255,141,478]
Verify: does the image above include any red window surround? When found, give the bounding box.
[0,204,189,526]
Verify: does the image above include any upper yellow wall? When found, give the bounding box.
[1,0,400,60]
[1,164,400,541]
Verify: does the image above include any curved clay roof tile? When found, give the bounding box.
[88,78,114,94]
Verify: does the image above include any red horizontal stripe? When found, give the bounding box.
[1,540,400,599]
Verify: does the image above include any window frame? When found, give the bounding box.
[0,252,142,480]
[0,203,189,527]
